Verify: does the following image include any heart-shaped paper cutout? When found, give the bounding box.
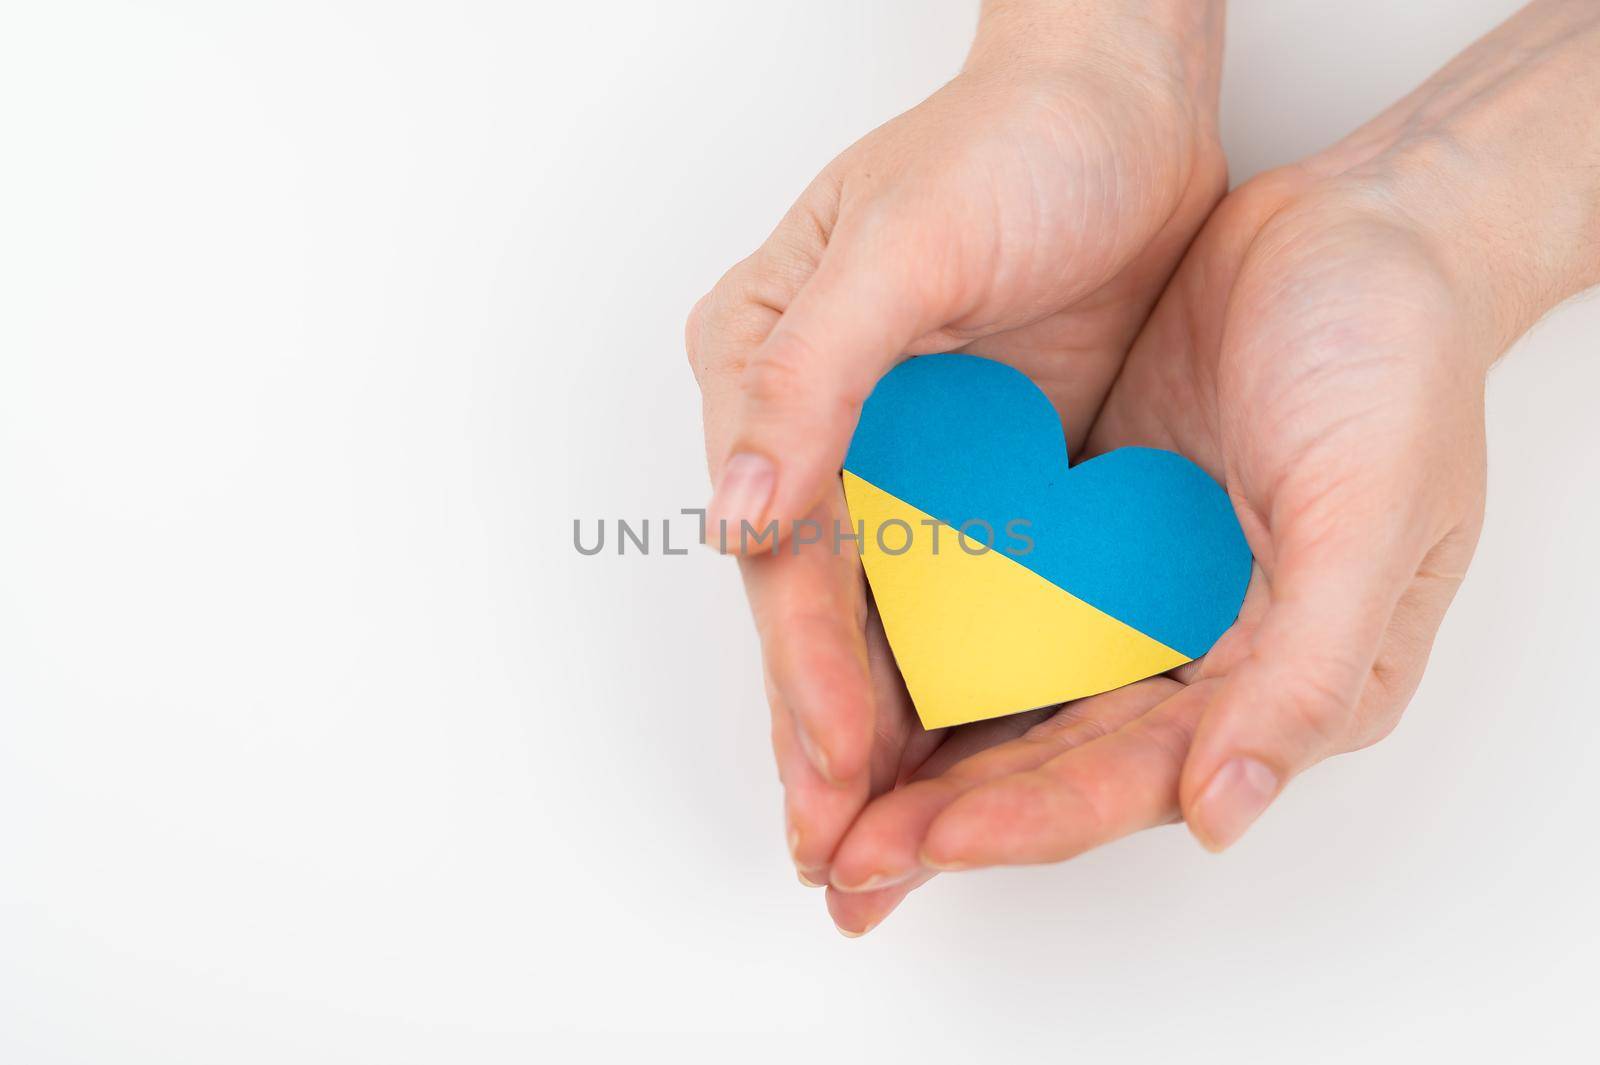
[842,354,1251,729]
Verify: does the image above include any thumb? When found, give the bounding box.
[704,236,936,553]
[1179,513,1421,851]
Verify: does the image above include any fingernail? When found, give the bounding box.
[836,921,876,939]
[797,869,826,889]
[917,850,971,873]
[1192,757,1280,852]
[794,720,834,783]
[705,453,775,551]
[787,822,802,862]
[830,868,916,894]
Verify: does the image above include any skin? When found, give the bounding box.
[689,0,1600,933]
[689,0,1226,884]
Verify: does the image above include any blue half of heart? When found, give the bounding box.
[843,353,1252,660]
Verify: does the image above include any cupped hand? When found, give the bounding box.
[823,142,1528,935]
[686,5,1225,883]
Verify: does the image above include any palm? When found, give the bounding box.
[825,171,1487,934]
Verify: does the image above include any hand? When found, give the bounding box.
[823,0,1600,934]
[828,168,1491,928]
[686,1,1226,884]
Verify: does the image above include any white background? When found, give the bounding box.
[2,1,1595,1060]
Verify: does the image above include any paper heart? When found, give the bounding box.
[842,354,1252,729]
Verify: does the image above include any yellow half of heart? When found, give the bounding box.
[842,471,1189,729]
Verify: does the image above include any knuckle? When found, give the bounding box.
[1129,712,1199,768]
[1025,709,1112,753]
[741,330,818,409]
[1049,771,1113,848]
[683,292,713,374]
[1278,664,1356,748]
[754,231,825,294]
[1346,656,1415,752]
[687,249,815,392]
[743,329,868,447]
[1348,706,1404,752]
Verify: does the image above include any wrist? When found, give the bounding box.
[1311,0,1600,357]
[967,0,1226,128]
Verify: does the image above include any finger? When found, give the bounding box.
[818,704,1061,933]
[689,227,823,473]
[691,235,886,867]
[742,488,877,784]
[768,680,868,883]
[760,531,929,878]
[904,703,1061,782]
[820,705,1081,935]
[830,679,1179,890]
[919,679,1218,869]
[705,217,941,552]
[1179,513,1423,852]
[1346,525,1477,749]
[687,201,923,872]
[826,870,935,938]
